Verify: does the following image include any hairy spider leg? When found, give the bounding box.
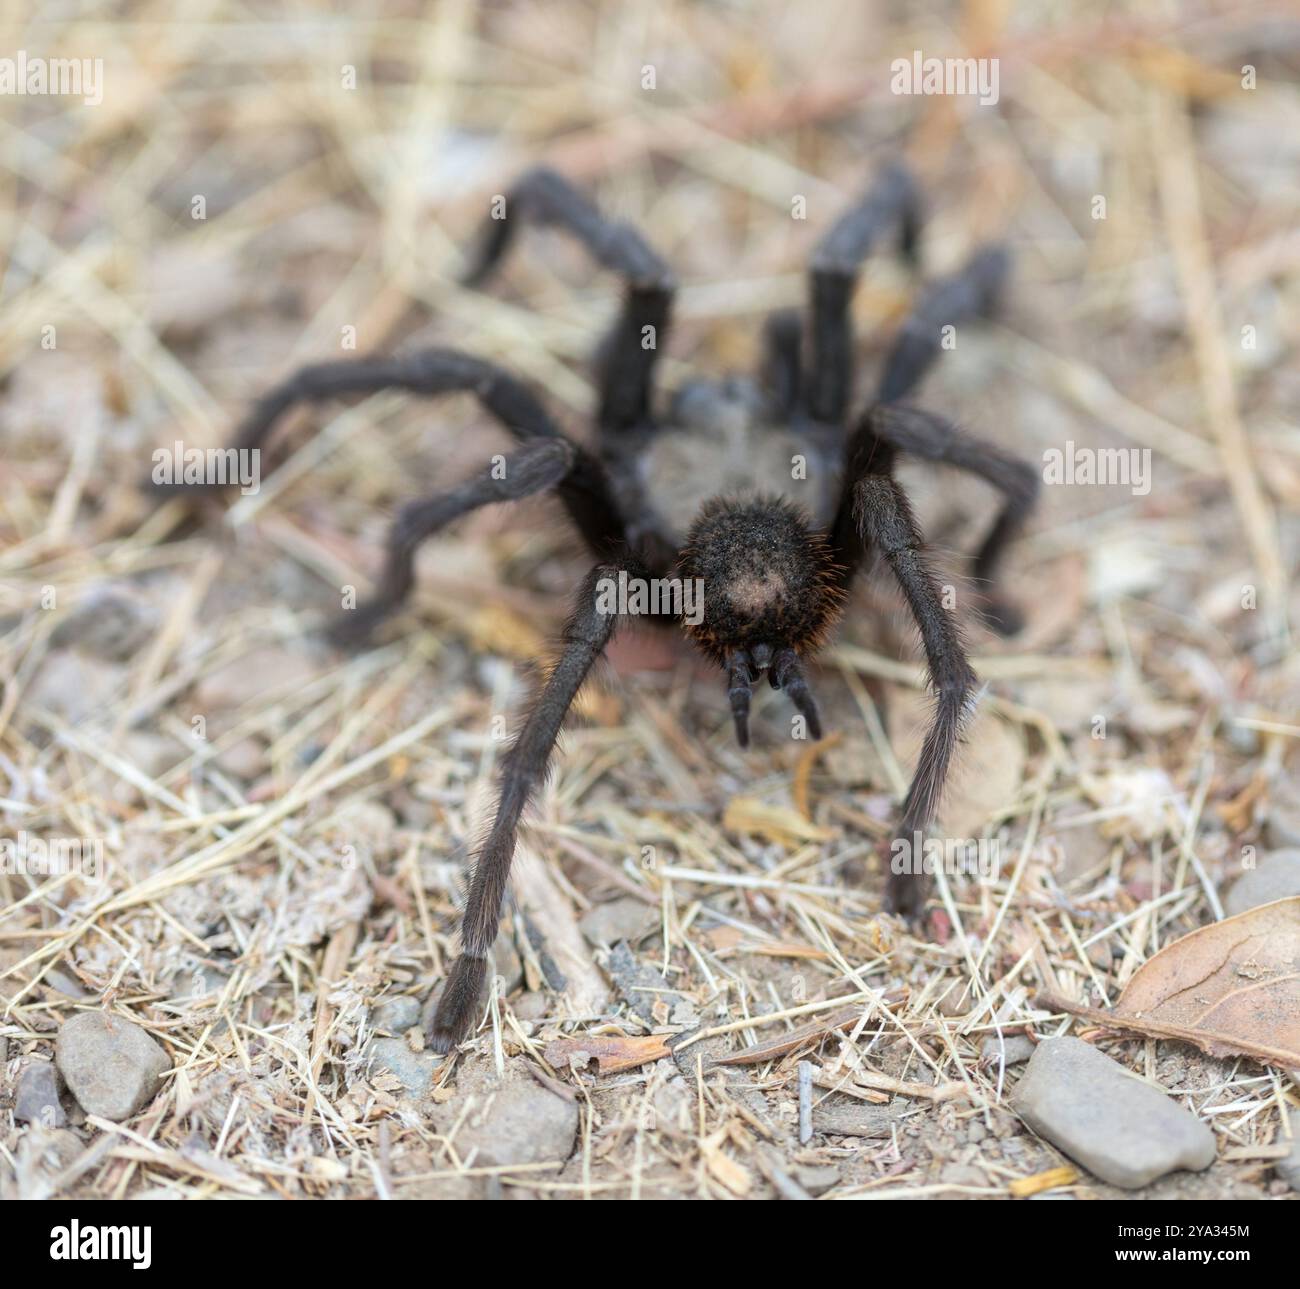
[329,438,578,646]
[808,161,921,424]
[830,411,979,918]
[463,166,675,432]
[429,555,661,1051]
[877,244,1010,405]
[151,346,634,641]
[867,404,1039,635]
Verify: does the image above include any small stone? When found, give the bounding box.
[372,996,422,1034]
[370,1037,442,1097]
[981,1034,1036,1067]
[1011,1037,1215,1189]
[1224,849,1300,916]
[1277,1110,1300,1193]
[792,1164,840,1196]
[669,997,700,1026]
[935,979,969,1017]
[579,897,655,947]
[194,646,306,710]
[44,967,90,999]
[491,937,524,993]
[1266,783,1300,849]
[15,1060,66,1127]
[511,992,550,1022]
[822,734,887,787]
[56,1012,170,1121]
[27,653,128,725]
[120,732,180,781]
[176,966,229,1002]
[51,585,158,660]
[652,1077,693,1138]
[940,1162,985,1187]
[455,1079,578,1168]
[1052,822,1113,886]
[214,737,265,780]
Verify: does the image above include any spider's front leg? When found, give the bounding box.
[328,438,577,647]
[830,413,977,919]
[428,556,651,1052]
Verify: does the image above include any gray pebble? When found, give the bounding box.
[372,996,422,1034]
[981,1033,1036,1067]
[1224,849,1300,916]
[940,1162,986,1187]
[1265,786,1300,849]
[579,897,654,947]
[56,1012,170,1121]
[792,1165,840,1196]
[455,1080,578,1168]
[511,991,550,1022]
[15,1060,66,1127]
[369,1037,442,1097]
[1012,1037,1215,1189]
[51,586,158,660]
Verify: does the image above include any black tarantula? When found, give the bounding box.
[167,164,1039,1052]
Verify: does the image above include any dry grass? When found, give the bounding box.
[1,0,1298,1200]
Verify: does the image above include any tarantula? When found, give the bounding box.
[162,164,1038,1052]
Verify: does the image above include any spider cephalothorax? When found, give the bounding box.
[157,163,1040,1052]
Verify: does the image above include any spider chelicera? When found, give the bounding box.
[162,164,1039,1051]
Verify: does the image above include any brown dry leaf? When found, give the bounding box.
[792,730,843,820]
[544,1033,670,1075]
[1044,896,1300,1068]
[723,795,835,846]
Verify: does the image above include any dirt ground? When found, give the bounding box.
[1,2,1298,1200]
